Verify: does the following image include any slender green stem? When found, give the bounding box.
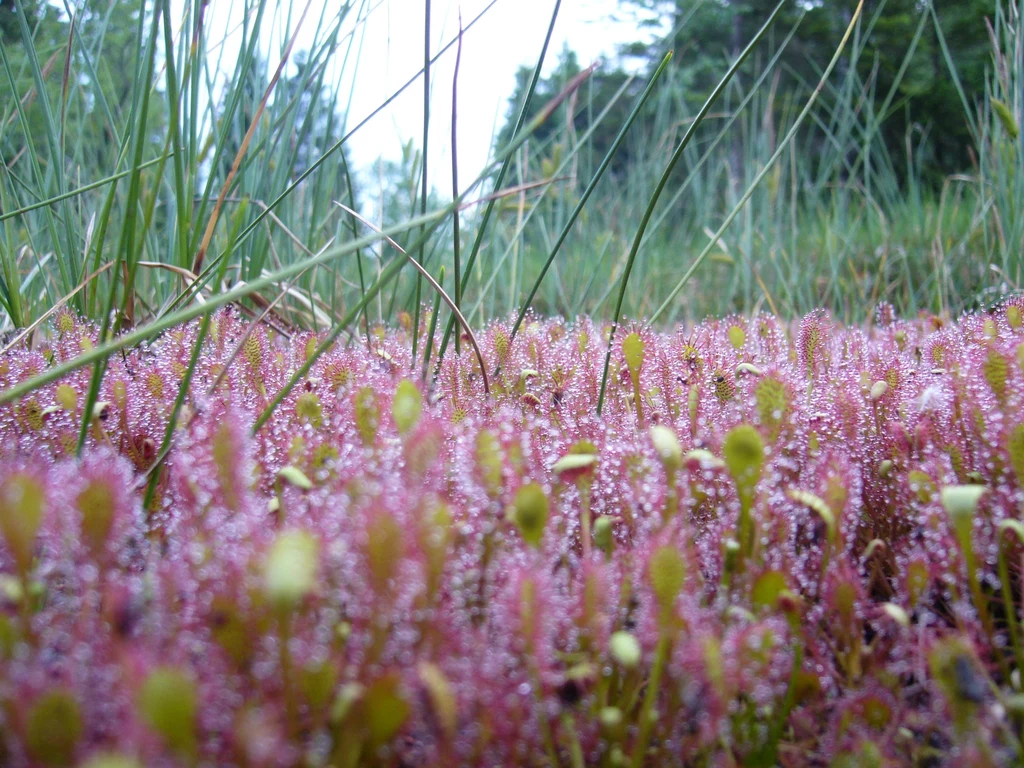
[412,0,431,367]
[435,0,563,367]
[451,13,463,354]
[630,634,669,768]
[528,650,560,768]
[756,643,803,767]
[560,711,585,768]
[1000,541,1024,684]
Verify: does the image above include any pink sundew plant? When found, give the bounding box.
[0,303,1023,766]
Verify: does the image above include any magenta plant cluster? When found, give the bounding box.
[2,302,1024,767]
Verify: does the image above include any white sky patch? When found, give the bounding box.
[187,0,649,182]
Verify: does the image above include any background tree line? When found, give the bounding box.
[497,0,998,188]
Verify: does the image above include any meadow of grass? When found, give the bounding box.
[0,0,1019,341]
[1,0,1024,765]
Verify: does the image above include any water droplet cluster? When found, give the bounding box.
[1,303,1024,765]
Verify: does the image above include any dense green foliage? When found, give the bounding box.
[0,1,151,169]
[487,0,1022,323]
[0,0,365,332]
[0,0,1020,343]
[501,0,997,184]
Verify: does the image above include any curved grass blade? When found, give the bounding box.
[509,50,673,345]
[617,15,803,274]
[596,0,789,416]
[648,0,867,326]
[336,203,489,396]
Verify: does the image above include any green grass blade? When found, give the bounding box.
[411,0,432,366]
[14,0,78,291]
[635,17,802,264]
[460,73,636,324]
[188,0,271,257]
[451,14,463,354]
[339,149,372,346]
[76,1,161,456]
[929,3,980,142]
[648,0,867,326]
[510,50,673,344]
[0,155,168,223]
[60,0,122,150]
[435,0,562,366]
[160,0,191,272]
[596,0,789,416]
[0,40,72,300]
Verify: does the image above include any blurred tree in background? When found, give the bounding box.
[498,0,997,188]
[0,0,155,167]
[1,0,71,163]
